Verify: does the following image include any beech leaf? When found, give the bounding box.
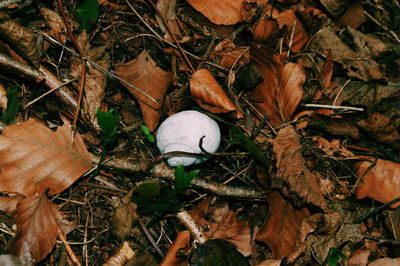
[0,118,93,196]
[190,69,243,118]
[256,191,310,259]
[355,159,400,208]
[276,10,309,52]
[115,50,173,131]
[248,47,305,127]
[11,193,59,265]
[271,125,328,209]
[185,0,244,25]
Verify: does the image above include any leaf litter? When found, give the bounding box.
[0,0,399,265]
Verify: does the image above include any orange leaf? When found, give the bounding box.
[0,196,22,216]
[248,47,305,126]
[160,231,190,266]
[356,159,400,208]
[256,191,310,259]
[11,193,58,265]
[185,0,244,25]
[115,50,173,131]
[189,199,251,256]
[0,118,92,197]
[271,125,327,209]
[276,10,309,52]
[190,69,243,118]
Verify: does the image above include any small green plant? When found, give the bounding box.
[140,125,155,143]
[94,109,120,176]
[1,85,20,125]
[76,0,99,31]
[323,247,347,266]
[132,164,199,223]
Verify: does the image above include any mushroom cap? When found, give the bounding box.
[156,110,221,167]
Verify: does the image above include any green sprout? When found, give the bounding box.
[140,125,155,143]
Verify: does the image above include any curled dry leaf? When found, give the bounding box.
[256,191,310,259]
[0,118,92,196]
[103,241,135,266]
[307,26,383,81]
[355,159,400,208]
[111,191,138,241]
[160,230,190,266]
[189,198,251,257]
[271,125,328,209]
[212,39,250,69]
[248,47,305,127]
[69,31,110,127]
[276,10,309,52]
[0,12,41,67]
[39,7,66,44]
[115,50,173,131]
[368,258,400,266]
[185,0,244,25]
[348,249,371,266]
[190,69,243,118]
[11,193,58,265]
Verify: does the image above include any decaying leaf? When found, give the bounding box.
[307,26,384,81]
[369,258,400,266]
[111,191,138,241]
[189,198,251,257]
[256,191,310,259]
[69,31,110,127]
[276,10,309,52]
[336,2,366,29]
[115,50,173,131]
[347,249,370,266]
[248,47,305,127]
[11,193,58,265]
[103,241,135,266]
[355,159,400,208]
[0,118,93,196]
[271,125,328,209]
[356,113,400,149]
[39,7,66,44]
[190,69,243,118]
[0,12,41,67]
[156,0,181,37]
[185,0,244,25]
[160,231,190,266]
[212,39,250,69]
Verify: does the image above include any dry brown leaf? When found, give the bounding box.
[212,39,250,69]
[256,259,282,266]
[348,249,370,266]
[0,12,41,67]
[115,50,173,131]
[355,159,400,208]
[185,0,244,25]
[248,47,305,126]
[271,125,328,209]
[256,191,310,259]
[160,231,190,266]
[368,258,400,266]
[103,241,136,266]
[189,199,251,257]
[0,196,22,216]
[0,118,92,196]
[307,26,384,81]
[69,32,110,127]
[11,193,58,265]
[190,69,243,118]
[111,191,138,241]
[308,114,361,140]
[337,2,366,29]
[356,113,400,149]
[156,0,181,37]
[276,10,309,52]
[39,7,66,44]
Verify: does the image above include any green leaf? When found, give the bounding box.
[174,165,199,193]
[229,125,269,167]
[146,135,155,143]
[96,109,120,142]
[76,0,99,31]
[1,86,20,125]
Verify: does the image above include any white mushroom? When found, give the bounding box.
[156,110,221,167]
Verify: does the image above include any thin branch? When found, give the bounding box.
[138,219,165,258]
[303,104,364,112]
[176,210,207,244]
